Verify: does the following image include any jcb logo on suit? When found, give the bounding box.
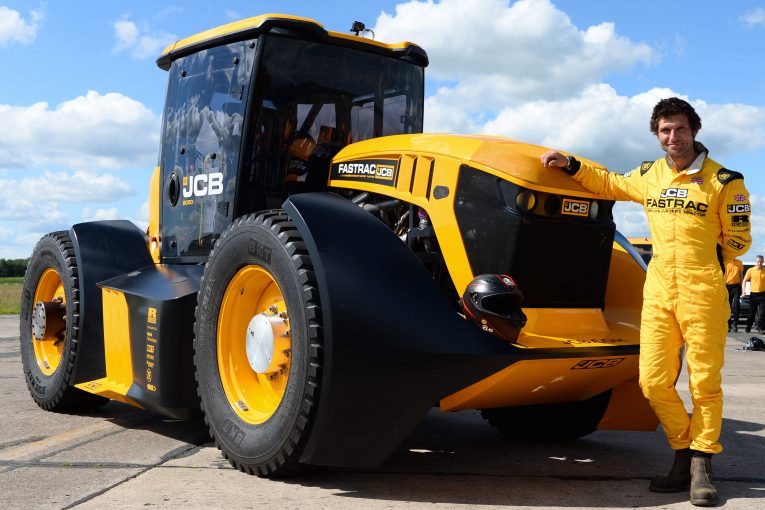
[659,188,688,198]
[727,204,750,214]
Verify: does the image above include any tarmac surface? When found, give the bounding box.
[1,313,763,509]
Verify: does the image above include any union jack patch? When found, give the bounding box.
[691,177,704,185]
[734,194,746,202]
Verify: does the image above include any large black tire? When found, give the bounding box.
[194,211,323,476]
[481,390,612,441]
[19,232,108,411]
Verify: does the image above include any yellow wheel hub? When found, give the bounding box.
[218,265,292,424]
[31,268,67,376]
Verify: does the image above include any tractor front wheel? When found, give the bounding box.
[194,211,323,476]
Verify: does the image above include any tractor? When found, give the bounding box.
[20,14,656,476]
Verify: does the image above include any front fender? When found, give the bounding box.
[69,221,154,383]
[283,193,519,468]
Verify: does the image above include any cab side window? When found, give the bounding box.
[159,40,257,260]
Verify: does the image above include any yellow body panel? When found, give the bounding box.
[76,289,139,406]
[331,134,616,297]
[160,13,421,64]
[440,356,639,410]
[598,376,658,431]
[148,166,160,263]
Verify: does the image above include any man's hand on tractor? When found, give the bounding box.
[540,150,569,168]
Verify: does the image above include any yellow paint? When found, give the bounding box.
[148,166,160,263]
[217,265,291,424]
[330,134,653,429]
[159,13,421,64]
[604,243,646,311]
[31,268,66,376]
[329,134,613,294]
[597,376,658,431]
[76,288,137,406]
[440,355,640,411]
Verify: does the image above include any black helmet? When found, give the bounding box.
[461,274,527,342]
[744,337,765,351]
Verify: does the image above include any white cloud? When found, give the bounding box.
[612,201,649,238]
[0,91,160,170]
[0,170,133,257]
[741,8,765,27]
[82,207,119,222]
[113,18,176,60]
[0,229,46,259]
[0,171,133,205]
[225,10,242,21]
[377,1,765,170]
[375,0,655,108]
[0,5,43,46]
[136,199,150,228]
[477,85,765,170]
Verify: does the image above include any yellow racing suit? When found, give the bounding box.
[566,148,751,454]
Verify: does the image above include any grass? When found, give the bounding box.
[0,277,23,315]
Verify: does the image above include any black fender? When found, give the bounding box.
[69,221,154,383]
[283,193,520,468]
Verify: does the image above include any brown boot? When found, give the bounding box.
[649,448,692,493]
[690,452,718,506]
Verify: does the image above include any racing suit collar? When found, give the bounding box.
[685,141,708,175]
[685,152,706,175]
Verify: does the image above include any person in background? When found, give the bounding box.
[541,97,751,507]
[742,255,765,334]
[724,258,744,332]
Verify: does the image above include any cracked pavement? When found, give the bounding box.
[1,315,764,509]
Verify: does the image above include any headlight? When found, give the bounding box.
[589,200,599,219]
[516,190,537,212]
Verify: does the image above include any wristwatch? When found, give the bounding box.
[563,155,581,175]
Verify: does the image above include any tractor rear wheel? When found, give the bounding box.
[20,232,108,411]
[194,211,323,476]
[481,390,612,441]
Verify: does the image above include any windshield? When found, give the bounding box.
[239,35,424,211]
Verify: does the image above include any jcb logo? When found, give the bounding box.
[571,358,625,370]
[376,164,394,180]
[726,239,745,250]
[727,204,750,213]
[182,172,223,198]
[660,188,688,198]
[561,199,589,217]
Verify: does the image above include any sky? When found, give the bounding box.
[1,0,764,260]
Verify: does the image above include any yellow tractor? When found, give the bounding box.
[20,14,656,476]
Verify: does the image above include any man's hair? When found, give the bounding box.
[758,255,764,261]
[649,97,702,135]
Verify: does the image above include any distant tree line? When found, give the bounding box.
[0,259,29,277]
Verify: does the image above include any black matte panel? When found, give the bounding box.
[455,166,615,308]
[283,193,523,468]
[69,221,154,383]
[102,264,202,420]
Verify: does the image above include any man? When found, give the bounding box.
[540,97,751,507]
[724,258,744,332]
[742,255,765,334]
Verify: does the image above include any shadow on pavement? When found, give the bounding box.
[274,409,765,508]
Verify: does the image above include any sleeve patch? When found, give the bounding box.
[640,161,654,176]
[717,168,743,185]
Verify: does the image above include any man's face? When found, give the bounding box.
[757,257,764,268]
[657,114,697,163]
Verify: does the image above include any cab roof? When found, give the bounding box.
[157,13,428,70]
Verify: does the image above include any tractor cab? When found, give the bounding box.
[155,15,426,262]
